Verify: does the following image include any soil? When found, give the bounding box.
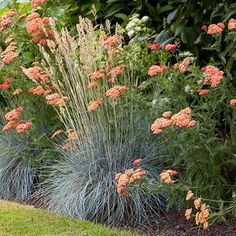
[135,211,236,236]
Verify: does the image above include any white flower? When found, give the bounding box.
[141,16,149,23]
[128,30,135,38]
[184,85,191,93]
[134,26,142,32]
[197,79,203,85]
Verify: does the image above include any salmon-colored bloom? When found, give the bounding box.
[22,65,49,83]
[148,65,168,76]
[194,198,201,209]
[101,35,121,47]
[89,69,106,81]
[162,111,172,118]
[2,120,17,132]
[207,23,225,34]
[107,64,126,78]
[133,159,142,166]
[186,190,194,200]
[15,121,32,133]
[195,203,209,229]
[185,208,192,220]
[45,93,68,107]
[151,117,172,134]
[160,169,177,184]
[228,18,236,30]
[105,85,128,99]
[201,25,208,30]
[201,65,224,87]
[51,129,63,139]
[178,58,191,74]
[0,83,9,90]
[28,86,45,96]
[230,99,236,105]
[4,78,12,84]
[197,89,210,95]
[164,44,177,51]
[87,99,103,112]
[31,0,48,9]
[1,42,18,64]
[0,9,17,33]
[87,81,98,89]
[13,88,23,96]
[5,106,24,121]
[148,43,160,50]
[171,107,196,127]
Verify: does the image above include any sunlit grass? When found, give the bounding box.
[0,200,139,236]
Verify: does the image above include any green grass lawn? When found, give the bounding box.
[0,200,139,236]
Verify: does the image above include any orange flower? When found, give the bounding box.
[28,86,45,96]
[87,81,98,89]
[13,88,23,96]
[31,0,48,9]
[101,35,121,47]
[105,85,128,99]
[194,198,201,209]
[87,99,103,112]
[0,84,9,90]
[89,69,106,81]
[151,117,172,134]
[186,190,194,200]
[148,65,168,76]
[185,208,192,220]
[228,18,236,30]
[45,93,68,107]
[2,121,17,132]
[230,99,236,105]
[197,89,210,95]
[171,107,196,127]
[162,111,172,118]
[107,64,126,78]
[5,106,24,121]
[15,121,32,133]
[207,23,225,34]
[0,9,16,33]
[51,129,63,139]
[195,203,209,229]
[178,58,191,74]
[159,170,177,184]
[66,129,78,141]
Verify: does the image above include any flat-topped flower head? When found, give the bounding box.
[207,23,225,34]
[148,65,168,76]
[87,99,103,112]
[228,18,236,30]
[105,85,128,99]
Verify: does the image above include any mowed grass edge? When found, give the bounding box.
[0,200,140,236]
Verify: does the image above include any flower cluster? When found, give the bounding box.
[173,58,191,74]
[159,169,178,184]
[201,65,224,88]
[22,65,49,84]
[87,99,103,112]
[148,43,160,51]
[26,12,54,45]
[148,65,168,76]
[207,23,225,35]
[185,191,209,230]
[105,85,128,100]
[0,78,12,90]
[228,18,236,30]
[115,159,146,196]
[3,106,32,133]
[0,9,17,33]
[89,69,106,81]
[0,42,18,65]
[107,64,126,83]
[31,0,48,9]
[230,99,236,106]
[164,44,177,51]
[125,14,149,38]
[151,108,196,134]
[63,129,78,150]
[101,35,121,47]
[45,93,69,107]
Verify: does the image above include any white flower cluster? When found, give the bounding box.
[125,14,149,38]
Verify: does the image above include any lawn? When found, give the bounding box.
[0,200,139,236]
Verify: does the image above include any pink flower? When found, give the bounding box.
[0,84,9,90]
[148,43,160,50]
[164,44,177,51]
[197,89,210,95]
[148,65,168,76]
[105,85,128,99]
[201,25,208,30]
[162,111,172,118]
[15,121,32,133]
[207,23,225,34]
[4,78,13,84]
[133,159,142,166]
[202,65,224,87]
[228,18,236,30]
[230,99,236,105]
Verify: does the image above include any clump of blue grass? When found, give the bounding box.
[43,124,167,226]
[0,132,37,201]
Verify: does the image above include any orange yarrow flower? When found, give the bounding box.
[87,99,103,112]
[105,85,128,99]
[186,190,194,200]
[185,208,192,220]
[207,23,225,34]
[228,18,236,30]
[148,65,168,76]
